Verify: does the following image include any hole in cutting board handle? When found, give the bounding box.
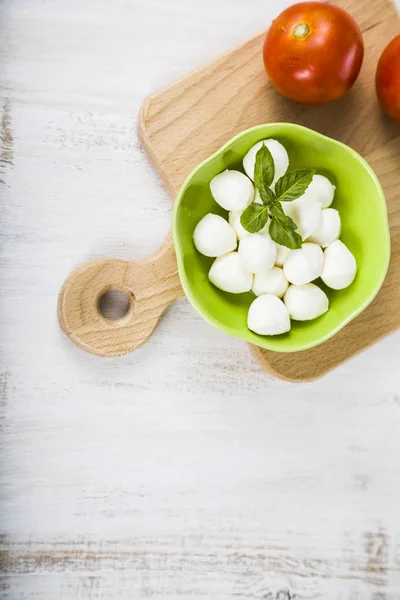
[58,235,183,356]
[98,289,133,321]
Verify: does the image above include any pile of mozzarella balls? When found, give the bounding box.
[193,139,357,336]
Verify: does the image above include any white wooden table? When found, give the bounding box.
[1,1,400,598]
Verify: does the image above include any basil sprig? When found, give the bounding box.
[240,144,315,249]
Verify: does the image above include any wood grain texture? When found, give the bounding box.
[1,0,400,598]
[58,235,183,356]
[138,0,400,381]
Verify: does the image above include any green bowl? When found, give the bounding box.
[172,123,390,352]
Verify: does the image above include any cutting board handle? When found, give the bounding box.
[58,234,184,356]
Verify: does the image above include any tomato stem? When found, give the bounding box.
[293,23,310,39]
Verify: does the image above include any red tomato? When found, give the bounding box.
[263,2,364,105]
[376,35,400,123]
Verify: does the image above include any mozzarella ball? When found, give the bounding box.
[243,139,289,187]
[229,210,250,240]
[321,240,357,290]
[210,170,254,211]
[303,174,336,209]
[248,294,291,335]
[275,244,292,267]
[209,252,253,294]
[252,266,289,298]
[238,233,277,274]
[284,284,329,321]
[308,208,341,247]
[283,243,324,285]
[193,213,237,257]
[282,195,321,240]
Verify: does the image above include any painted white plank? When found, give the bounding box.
[0,0,400,598]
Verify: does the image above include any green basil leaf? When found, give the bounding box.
[268,200,289,222]
[275,168,316,202]
[240,203,269,234]
[258,184,276,206]
[269,218,302,249]
[269,203,302,249]
[254,144,275,190]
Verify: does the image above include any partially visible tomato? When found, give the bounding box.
[263,2,364,105]
[376,35,400,123]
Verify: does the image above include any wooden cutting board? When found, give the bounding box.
[138,0,400,382]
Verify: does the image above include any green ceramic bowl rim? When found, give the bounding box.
[172,123,391,352]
